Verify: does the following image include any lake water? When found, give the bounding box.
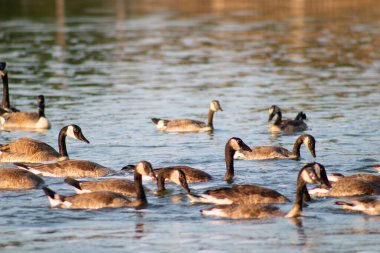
[1,0,380,252]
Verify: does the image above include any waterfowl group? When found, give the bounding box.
[1,62,379,220]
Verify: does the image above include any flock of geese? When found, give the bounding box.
[0,62,380,219]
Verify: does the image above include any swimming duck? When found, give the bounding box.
[0,168,45,190]
[0,95,51,130]
[268,105,308,133]
[234,134,316,160]
[151,100,223,132]
[201,163,323,219]
[335,198,380,215]
[0,124,89,163]
[0,62,19,114]
[42,161,152,209]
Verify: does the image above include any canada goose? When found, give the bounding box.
[0,124,89,163]
[151,100,223,132]
[234,134,316,160]
[0,95,51,130]
[188,163,325,205]
[0,62,19,114]
[124,165,212,183]
[309,170,380,197]
[156,169,191,193]
[15,160,112,178]
[42,161,152,209]
[0,168,45,190]
[335,198,380,215]
[63,163,156,196]
[268,105,308,133]
[201,164,323,219]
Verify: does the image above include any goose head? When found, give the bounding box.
[0,62,6,71]
[301,135,316,158]
[168,169,190,193]
[268,105,280,122]
[299,165,322,185]
[0,62,6,75]
[227,137,252,153]
[37,95,45,106]
[63,124,90,144]
[310,162,332,189]
[210,100,223,112]
[135,161,157,179]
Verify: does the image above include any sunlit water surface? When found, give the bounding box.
[1,1,380,252]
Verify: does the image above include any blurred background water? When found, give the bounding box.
[0,0,380,252]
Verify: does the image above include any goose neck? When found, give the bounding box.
[134,171,147,205]
[58,128,68,158]
[207,109,215,128]
[224,144,235,183]
[2,72,10,110]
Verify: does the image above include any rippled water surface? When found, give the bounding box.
[1,0,380,252]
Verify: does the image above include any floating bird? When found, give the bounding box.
[0,168,45,190]
[234,134,316,160]
[0,95,51,130]
[0,124,89,163]
[268,105,308,133]
[151,100,223,132]
[42,161,152,209]
[200,163,324,219]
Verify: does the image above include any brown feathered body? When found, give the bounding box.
[0,168,45,189]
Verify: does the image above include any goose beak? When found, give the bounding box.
[311,149,316,158]
[241,142,252,152]
[219,106,223,111]
[150,171,158,181]
[78,133,90,144]
[180,178,191,193]
[320,177,332,189]
[121,165,135,171]
[268,113,275,122]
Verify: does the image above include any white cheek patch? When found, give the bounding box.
[170,170,181,185]
[66,125,77,139]
[304,136,311,146]
[301,171,314,183]
[156,120,166,130]
[234,151,245,159]
[47,195,63,207]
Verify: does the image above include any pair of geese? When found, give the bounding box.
[151,100,308,134]
[0,62,50,130]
